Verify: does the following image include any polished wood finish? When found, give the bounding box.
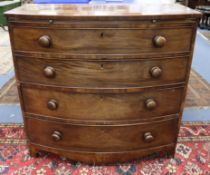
[22,85,183,121]
[28,142,176,164]
[16,56,189,88]
[5,3,200,19]
[12,27,193,54]
[6,3,201,164]
[26,116,178,152]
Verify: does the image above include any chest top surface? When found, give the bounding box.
[5,3,201,20]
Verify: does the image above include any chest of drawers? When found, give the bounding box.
[6,3,201,164]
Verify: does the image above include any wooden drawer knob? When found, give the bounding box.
[52,131,62,141]
[47,99,58,110]
[38,35,51,48]
[145,99,157,110]
[144,132,154,142]
[150,66,162,78]
[153,35,166,48]
[43,66,56,78]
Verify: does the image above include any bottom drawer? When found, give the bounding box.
[26,117,179,152]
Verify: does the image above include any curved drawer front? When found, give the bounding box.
[22,86,184,121]
[16,57,188,88]
[26,117,178,152]
[13,27,192,54]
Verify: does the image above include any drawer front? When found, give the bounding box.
[22,86,183,121]
[16,57,188,88]
[13,27,192,54]
[26,117,178,152]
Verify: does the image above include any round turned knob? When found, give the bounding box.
[52,131,62,141]
[47,99,58,110]
[43,66,56,78]
[38,35,51,48]
[145,99,157,110]
[153,35,166,48]
[144,132,154,142]
[150,66,162,78]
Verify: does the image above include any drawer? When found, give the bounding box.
[16,57,188,88]
[26,117,179,152]
[21,86,184,122]
[12,27,192,54]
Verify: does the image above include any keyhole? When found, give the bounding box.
[100,32,104,38]
[100,64,104,69]
[100,95,104,100]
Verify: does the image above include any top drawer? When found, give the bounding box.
[12,27,193,55]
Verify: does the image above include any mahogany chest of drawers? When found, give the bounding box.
[6,3,201,164]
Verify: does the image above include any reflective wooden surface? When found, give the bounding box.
[6,3,200,19]
[6,3,201,164]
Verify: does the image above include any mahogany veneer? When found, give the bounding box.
[6,3,201,164]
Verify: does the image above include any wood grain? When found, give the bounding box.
[26,116,179,152]
[12,27,193,54]
[6,3,200,164]
[16,56,189,88]
[21,86,184,121]
[28,143,175,164]
[5,3,201,20]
